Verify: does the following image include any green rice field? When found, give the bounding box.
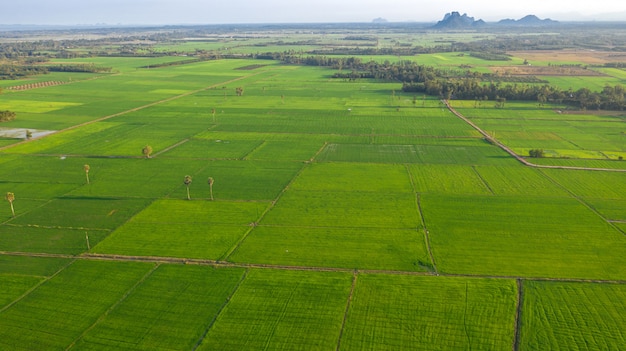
[0,47,624,350]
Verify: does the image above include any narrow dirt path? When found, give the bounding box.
[513,279,523,351]
[336,270,358,351]
[443,100,626,173]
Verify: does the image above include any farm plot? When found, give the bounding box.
[520,281,626,350]
[290,162,414,193]
[197,269,352,351]
[407,164,492,195]
[93,199,270,259]
[422,194,626,279]
[67,158,210,199]
[581,198,626,222]
[0,255,72,277]
[0,275,43,309]
[472,165,570,197]
[187,160,304,201]
[541,169,626,199]
[317,142,511,165]
[230,226,430,271]
[8,197,152,230]
[159,138,264,159]
[0,260,154,351]
[244,140,325,161]
[340,274,517,351]
[0,225,108,255]
[261,190,420,229]
[69,265,246,351]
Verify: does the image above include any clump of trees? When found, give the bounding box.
[528,149,545,158]
[0,110,16,122]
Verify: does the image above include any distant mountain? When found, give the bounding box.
[432,12,486,30]
[497,15,558,26]
[372,17,388,24]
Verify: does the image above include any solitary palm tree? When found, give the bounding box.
[207,177,214,201]
[5,192,15,217]
[84,164,90,184]
[184,175,192,200]
[142,145,153,159]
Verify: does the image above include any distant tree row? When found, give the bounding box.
[0,63,111,79]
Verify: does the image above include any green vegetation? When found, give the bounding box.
[0,23,624,349]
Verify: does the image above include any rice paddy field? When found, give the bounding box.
[0,44,625,350]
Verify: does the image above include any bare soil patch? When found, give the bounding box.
[508,50,626,65]
[491,65,604,76]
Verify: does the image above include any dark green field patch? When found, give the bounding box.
[0,255,72,277]
[521,281,626,350]
[9,197,152,230]
[341,275,517,350]
[291,163,413,193]
[246,140,324,161]
[262,190,420,229]
[70,265,246,351]
[0,225,108,255]
[317,143,511,165]
[423,194,626,279]
[0,260,153,351]
[0,275,43,309]
[93,199,269,259]
[230,226,430,271]
[474,165,570,197]
[408,164,492,195]
[160,139,263,159]
[187,160,303,201]
[197,269,352,350]
[542,169,626,199]
[67,158,209,198]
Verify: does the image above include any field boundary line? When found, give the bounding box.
[538,169,626,236]
[405,164,438,273]
[65,262,161,351]
[192,268,249,351]
[336,270,358,351]
[5,251,626,284]
[151,138,190,158]
[0,72,271,153]
[471,165,495,195]
[443,100,626,173]
[513,279,523,351]
[241,140,267,160]
[416,193,438,274]
[0,258,76,314]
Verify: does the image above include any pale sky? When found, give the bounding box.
[1,0,625,25]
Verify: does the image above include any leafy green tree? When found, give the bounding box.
[5,192,15,217]
[529,149,545,158]
[184,175,192,200]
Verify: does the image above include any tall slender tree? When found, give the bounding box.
[5,192,15,217]
[184,175,192,200]
[84,164,90,184]
[142,145,153,159]
[207,177,214,201]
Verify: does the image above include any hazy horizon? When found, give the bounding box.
[1,0,626,25]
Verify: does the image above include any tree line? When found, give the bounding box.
[277,55,625,110]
